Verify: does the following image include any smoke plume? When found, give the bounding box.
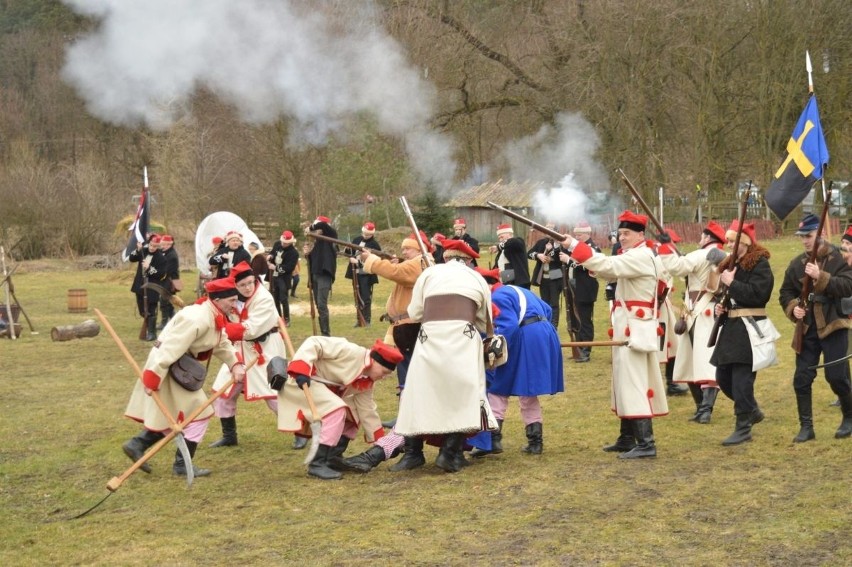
[60,0,456,188]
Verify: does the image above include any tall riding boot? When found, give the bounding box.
[603,418,636,452]
[688,383,704,421]
[436,433,465,473]
[666,360,688,395]
[793,392,815,443]
[470,419,503,458]
[340,445,386,473]
[122,429,165,474]
[144,315,157,341]
[307,444,343,480]
[173,440,211,477]
[209,416,238,448]
[619,419,657,459]
[521,422,543,454]
[388,437,425,471]
[835,392,852,439]
[722,413,753,446]
[326,436,351,471]
[696,388,719,424]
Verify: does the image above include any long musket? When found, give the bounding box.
[706,182,751,348]
[399,196,435,267]
[561,260,582,360]
[486,202,584,357]
[617,168,682,256]
[308,233,395,260]
[350,258,367,327]
[305,254,319,336]
[792,182,833,354]
[138,168,151,340]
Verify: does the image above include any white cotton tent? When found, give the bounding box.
[194,211,263,276]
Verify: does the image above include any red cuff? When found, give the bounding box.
[288,360,312,378]
[570,241,594,263]
[142,369,161,391]
[657,243,676,256]
[225,322,245,341]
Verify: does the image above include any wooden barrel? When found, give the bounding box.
[68,289,88,313]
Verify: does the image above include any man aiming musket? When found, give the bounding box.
[344,222,382,327]
[489,202,669,459]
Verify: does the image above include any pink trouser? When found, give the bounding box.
[487,393,542,425]
[319,407,359,446]
[213,383,278,418]
[163,418,209,443]
[375,431,406,459]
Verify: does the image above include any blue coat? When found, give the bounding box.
[488,285,564,397]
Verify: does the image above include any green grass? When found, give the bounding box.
[1,241,850,566]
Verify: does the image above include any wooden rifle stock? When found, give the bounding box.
[350,260,367,327]
[792,182,833,354]
[707,182,751,348]
[305,255,319,336]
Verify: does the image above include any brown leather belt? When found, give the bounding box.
[422,295,478,324]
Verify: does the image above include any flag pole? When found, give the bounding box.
[807,51,831,238]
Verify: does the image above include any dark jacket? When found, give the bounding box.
[345,235,381,285]
[493,236,531,287]
[710,244,773,366]
[129,245,166,293]
[269,242,299,279]
[527,237,563,287]
[161,247,180,288]
[778,243,852,339]
[307,220,338,282]
[209,245,251,279]
[567,237,600,304]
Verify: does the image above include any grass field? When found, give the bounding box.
[1,239,850,566]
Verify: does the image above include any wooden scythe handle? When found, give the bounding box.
[94,309,182,432]
[277,317,320,422]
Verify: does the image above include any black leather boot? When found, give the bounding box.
[144,316,157,341]
[793,392,815,443]
[292,435,308,450]
[307,444,343,480]
[603,419,636,452]
[209,416,238,448]
[327,436,351,471]
[619,419,657,459]
[340,446,386,473]
[688,383,704,421]
[470,419,503,458]
[122,429,165,474]
[696,388,719,424]
[173,440,211,477]
[665,360,687,395]
[521,422,543,454]
[835,392,852,439]
[722,413,753,446]
[435,433,465,473]
[752,406,765,424]
[388,437,425,471]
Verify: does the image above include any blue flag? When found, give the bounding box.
[764,95,829,220]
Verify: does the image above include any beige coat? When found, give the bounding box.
[395,261,497,435]
[571,241,669,418]
[362,253,423,343]
[125,301,239,431]
[212,282,283,400]
[276,337,384,442]
[661,246,720,384]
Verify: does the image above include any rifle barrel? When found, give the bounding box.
[486,202,564,241]
[308,233,394,260]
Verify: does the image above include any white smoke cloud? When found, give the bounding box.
[501,112,613,225]
[60,0,456,187]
